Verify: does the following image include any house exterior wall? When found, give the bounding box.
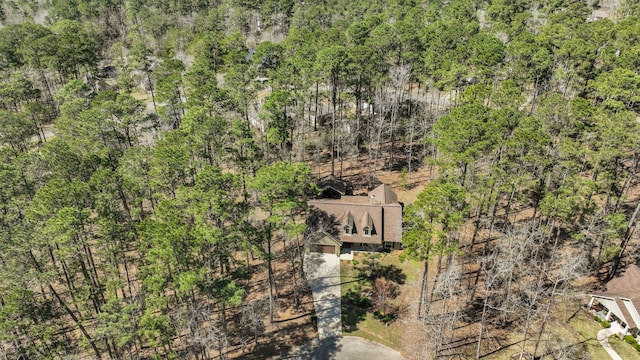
[610,321,626,335]
[383,241,402,250]
[305,232,342,256]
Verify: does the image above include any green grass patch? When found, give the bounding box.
[375,252,422,283]
[340,259,362,296]
[567,309,619,360]
[339,251,416,351]
[343,312,403,350]
[610,335,640,359]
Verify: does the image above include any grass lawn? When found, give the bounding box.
[338,252,640,360]
[475,310,592,360]
[478,306,640,359]
[566,308,640,360]
[566,310,612,359]
[609,335,640,359]
[339,251,422,351]
[343,312,404,349]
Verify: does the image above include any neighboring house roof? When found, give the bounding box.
[318,175,348,196]
[307,184,403,245]
[591,264,640,329]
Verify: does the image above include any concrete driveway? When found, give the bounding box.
[304,253,342,339]
[298,253,406,360]
[597,328,623,360]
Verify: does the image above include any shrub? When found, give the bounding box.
[355,295,371,308]
[624,335,640,352]
[624,335,635,343]
[594,315,612,328]
[343,289,370,309]
[371,278,398,313]
[374,308,398,324]
[399,168,409,190]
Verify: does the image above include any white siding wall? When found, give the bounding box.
[622,298,640,328]
[594,296,627,323]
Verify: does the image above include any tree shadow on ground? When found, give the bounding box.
[535,338,594,360]
[304,252,328,273]
[305,207,341,238]
[341,287,370,332]
[277,336,342,359]
[356,261,407,285]
[241,320,320,359]
[477,338,522,359]
[307,336,342,359]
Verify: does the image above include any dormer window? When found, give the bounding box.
[343,210,355,235]
[361,211,375,237]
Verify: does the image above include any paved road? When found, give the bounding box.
[283,336,406,360]
[304,253,342,339]
[597,328,623,360]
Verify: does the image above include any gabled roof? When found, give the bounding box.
[343,210,355,230]
[361,211,374,230]
[369,184,398,204]
[307,183,402,245]
[618,298,638,329]
[318,175,348,196]
[317,231,342,246]
[591,264,640,329]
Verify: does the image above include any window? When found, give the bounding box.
[344,226,352,235]
[363,227,371,237]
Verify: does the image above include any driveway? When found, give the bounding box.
[597,328,623,360]
[298,253,406,359]
[304,253,342,339]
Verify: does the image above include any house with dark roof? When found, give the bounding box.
[306,183,403,255]
[317,174,350,199]
[589,264,640,338]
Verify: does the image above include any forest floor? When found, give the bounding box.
[339,251,640,360]
[225,239,319,359]
[308,152,640,359]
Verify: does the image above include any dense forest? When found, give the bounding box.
[1,0,640,358]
